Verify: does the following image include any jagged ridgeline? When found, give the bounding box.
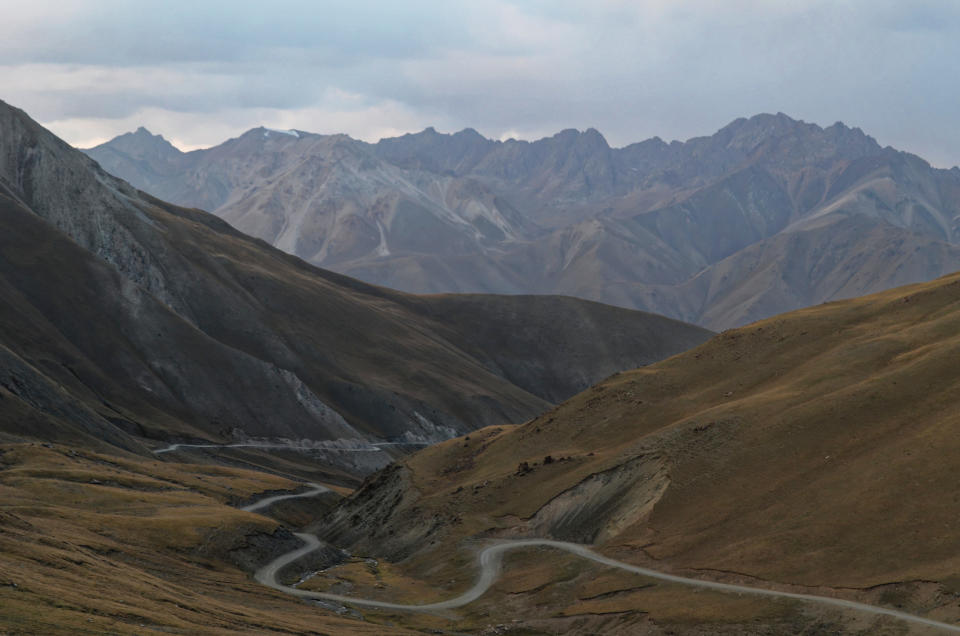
[0,99,710,470]
[87,115,960,330]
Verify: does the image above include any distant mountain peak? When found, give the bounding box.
[88,125,182,158]
[705,111,881,159]
[718,111,803,135]
[124,126,174,145]
[581,127,609,146]
[454,127,484,139]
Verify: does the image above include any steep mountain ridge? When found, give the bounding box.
[0,99,711,468]
[87,113,960,329]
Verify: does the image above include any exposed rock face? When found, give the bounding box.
[517,454,669,544]
[318,463,431,560]
[87,113,960,330]
[0,99,711,463]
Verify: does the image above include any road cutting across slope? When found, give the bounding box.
[153,442,386,454]
[241,483,331,513]
[246,488,960,632]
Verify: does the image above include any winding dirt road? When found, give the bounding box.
[241,483,330,513]
[245,488,960,632]
[153,442,384,454]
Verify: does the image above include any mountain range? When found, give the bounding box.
[0,99,710,479]
[87,113,960,330]
[6,95,960,634]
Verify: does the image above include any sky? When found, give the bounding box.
[2,0,958,167]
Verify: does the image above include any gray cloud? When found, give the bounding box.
[0,1,473,65]
[2,0,959,166]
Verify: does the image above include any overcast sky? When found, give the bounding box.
[3,0,958,167]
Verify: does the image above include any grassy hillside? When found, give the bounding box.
[0,442,412,635]
[320,271,960,632]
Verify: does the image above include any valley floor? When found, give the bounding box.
[3,441,958,635]
[0,443,408,635]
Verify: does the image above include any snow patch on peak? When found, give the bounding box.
[374,219,391,257]
[264,128,300,138]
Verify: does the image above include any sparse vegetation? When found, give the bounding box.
[0,443,406,635]
[320,271,960,632]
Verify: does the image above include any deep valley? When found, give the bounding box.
[3,92,960,635]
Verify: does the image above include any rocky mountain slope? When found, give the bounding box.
[317,271,960,632]
[0,99,711,468]
[87,114,960,330]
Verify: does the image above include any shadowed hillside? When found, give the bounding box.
[0,99,711,474]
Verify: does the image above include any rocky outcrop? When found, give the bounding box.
[518,454,669,543]
[316,464,437,560]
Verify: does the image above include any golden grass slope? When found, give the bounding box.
[0,443,409,635]
[323,271,960,630]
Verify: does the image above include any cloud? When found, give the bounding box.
[0,0,471,66]
[3,0,960,167]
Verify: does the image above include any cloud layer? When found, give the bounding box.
[3,0,959,166]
